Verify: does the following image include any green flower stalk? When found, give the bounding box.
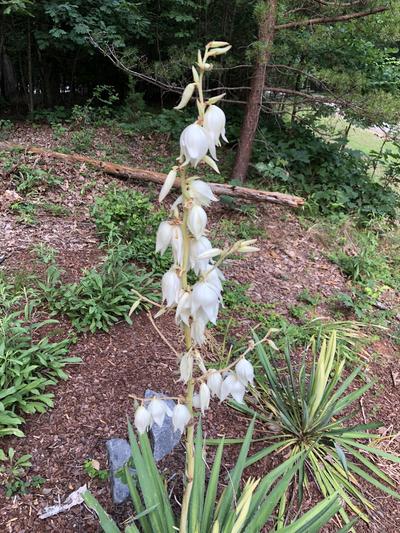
[134,41,258,532]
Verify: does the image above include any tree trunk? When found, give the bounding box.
[27,19,34,113]
[231,0,278,183]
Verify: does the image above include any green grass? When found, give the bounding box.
[320,115,398,155]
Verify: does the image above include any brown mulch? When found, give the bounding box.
[0,127,399,532]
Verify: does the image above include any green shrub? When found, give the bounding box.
[0,119,13,140]
[253,124,399,221]
[0,288,79,437]
[90,187,171,274]
[238,332,400,528]
[39,257,159,333]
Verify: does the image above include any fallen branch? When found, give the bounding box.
[0,143,304,207]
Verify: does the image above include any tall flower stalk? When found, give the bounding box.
[134,41,258,532]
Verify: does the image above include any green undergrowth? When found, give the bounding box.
[0,274,79,438]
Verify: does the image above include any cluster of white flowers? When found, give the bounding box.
[135,399,191,434]
[135,356,254,434]
[134,41,257,436]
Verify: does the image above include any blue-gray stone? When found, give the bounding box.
[106,391,182,504]
[106,438,136,504]
[144,389,182,462]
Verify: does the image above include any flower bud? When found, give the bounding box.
[207,41,230,48]
[202,155,220,174]
[237,239,259,254]
[174,83,196,110]
[235,358,254,387]
[207,371,222,397]
[197,248,221,260]
[199,383,211,414]
[207,93,226,105]
[159,168,177,202]
[134,405,151,434]
[192,66,200,83]
[188,205,207,239]
[172,404,191,433]
[207,45,232,57]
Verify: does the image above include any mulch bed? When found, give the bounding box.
[0,127,399,532]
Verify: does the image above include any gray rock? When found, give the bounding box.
[144,389,182,462]
[106,438,135,504]
[106,390,182,504]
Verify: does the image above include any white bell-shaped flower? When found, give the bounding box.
[191,310,208,345]
[199,382,211,414]
[203,267,224,294]
[147,398,172,427]
[162,269,181,307]
[219,373,246,403]
[191,281,220,324]
[134,405,151,434]
[175,290,192,326]
[235,358,254,387]
[172,404,191,433]
[203,105,228,159]
[179,123,210,167]
[190,236,213,274]
[192,393,201,409]
[179,352,193,383]
[156,221,173,255]
[207,371,223,397]
[189,179,218,207]
[171,224,184,265]
[188,204,207,239]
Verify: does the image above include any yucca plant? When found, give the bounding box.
[241,331,400,528]
[83,418,346,533]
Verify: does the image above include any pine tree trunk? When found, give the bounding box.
[231,0,278,183]
[27,19,34,113]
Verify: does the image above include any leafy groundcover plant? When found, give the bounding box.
[235,332,400,528]
[84,42,347,533]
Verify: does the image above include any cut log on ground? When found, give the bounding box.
[0,142,304,207]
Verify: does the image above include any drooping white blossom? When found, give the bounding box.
[191,281,220,324]
[203,105,228,159]
[189,179,218,206]
[147,398,172,427]
[156,221,173,255]
[175,291,192,326]
[190,236,213,274]
[159,168,177,202]
[199,382,211,414]
[192,393,201,409]
[188,204,207,239]
[171,224,184,265]
[235,358,254,387]
[219,373,246,403]
[172,404,191,432]
[191,310,208,345]
[179,352,193,383]
[207,370,222,397]
[179,123,210,167]
[134,405,151,434]
[203,266,224,294]
[162,269,181,307]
